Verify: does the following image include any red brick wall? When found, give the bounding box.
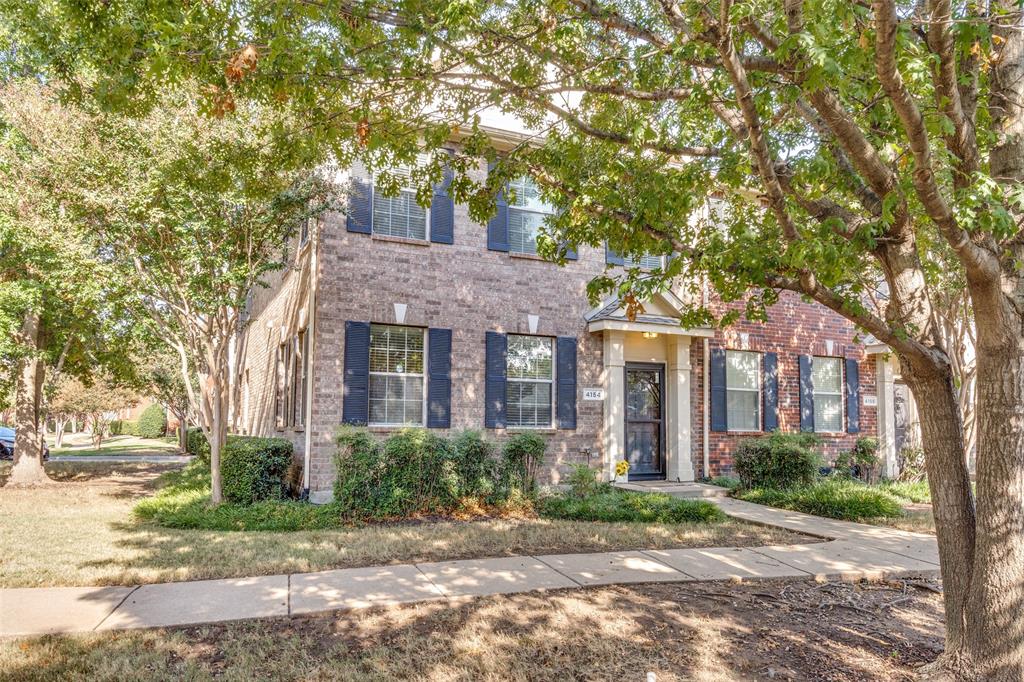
[690,291,878,478]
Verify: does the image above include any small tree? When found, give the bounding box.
[57,377,137,449]
[136,403,167,439]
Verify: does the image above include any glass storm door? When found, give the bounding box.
[625,363,665,480]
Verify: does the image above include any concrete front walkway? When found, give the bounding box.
[0,495,940,638]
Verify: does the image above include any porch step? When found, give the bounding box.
[612,481,730,499]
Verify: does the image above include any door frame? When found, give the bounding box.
[623,361,667,481]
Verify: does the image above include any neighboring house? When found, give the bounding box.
[239,134,900,504]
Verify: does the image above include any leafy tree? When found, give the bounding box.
[140,350,196,452]
[5,0,1024,675]
[0,81,332,503]
[53,377,138,449]
[0,83,138,484]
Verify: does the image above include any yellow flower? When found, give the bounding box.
[615,460,630,476]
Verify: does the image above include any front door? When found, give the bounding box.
[625,363,665,480]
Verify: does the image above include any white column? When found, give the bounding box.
[876,354,898,478]
[667,336,695,482]
[603,331,625,482]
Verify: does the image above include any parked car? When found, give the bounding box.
[0,427,50,460]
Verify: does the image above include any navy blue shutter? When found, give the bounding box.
[347,178,372,234]
[710,348,727,432]
[845,357,860,433]
[484,332,507,428]
[799,355,815,432]
[486,163,509,252]
[427,328,452,428]
[430,153,454,244]
[556,336,577,429]
[342,321,371,424]
[605,243,625,266]
[763,352,779,432]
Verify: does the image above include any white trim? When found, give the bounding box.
[724,350,762,433]
[811,355,845,434]
[587,319,715,337]
[367,323,427,428]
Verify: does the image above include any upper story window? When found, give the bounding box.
[369,324,425,426]
[373,158,429,240]
[506,334,553,427]
[812,356,843,432]
[624,254,663,269]
[726,350,761,432]
[507,176,554,255]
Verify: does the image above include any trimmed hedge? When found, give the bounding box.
[332,428,544,520]
[221,436,294,505]
[137,404,168,439]
[541,491,725,524]
[733,432,820,490]
[736,480,903,521]
[110,420,139,436]
[186,427,210,461]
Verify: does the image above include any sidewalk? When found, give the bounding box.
[0,496,940,638]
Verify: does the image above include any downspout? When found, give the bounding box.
[702,279,711,479]
[302,222,319,497]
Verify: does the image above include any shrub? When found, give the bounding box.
[565,463,606,498]
[834,437,880,483]
[706,475,742,491]
[186,427,210,462]
[333,427,459,519]
[221,436,295,505]
[733,432,820,490]
[451,430,497,499]
[897,447,927,482]
[112,420,140,437]
[135,460,341,531]
[137,404,168,439]
[737,480,903,521]
[541,490,724,524]
[500,432,546,496]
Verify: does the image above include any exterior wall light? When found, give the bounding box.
[642,331,659,339]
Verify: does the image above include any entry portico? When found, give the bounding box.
[586,292,714,483]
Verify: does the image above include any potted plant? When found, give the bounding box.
[614,460,630,483]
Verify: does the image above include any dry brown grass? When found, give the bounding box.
[0,579,945,681]
[0,462,807,588]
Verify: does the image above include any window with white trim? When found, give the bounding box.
[624,253,664,269]
[368,324,425,426]
[372,157,429,240]
[726,350,761,431]
[508,176,554,255]
[506,335,553,427]
[812,356,843,432]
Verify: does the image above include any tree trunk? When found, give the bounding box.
[177,414,187,452]
[900,360,976,667]
[54,417,67,448]
[956,312,1024,678]
[8,312,47,486]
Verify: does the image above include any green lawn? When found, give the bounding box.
[51,435,182,457]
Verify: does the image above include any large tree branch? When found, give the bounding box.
[874,0,995,275]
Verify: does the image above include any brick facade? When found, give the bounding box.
[241,156,881,500]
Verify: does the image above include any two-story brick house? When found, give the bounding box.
[239,132,898,503]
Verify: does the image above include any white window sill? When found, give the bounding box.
[372,233,430,246]
[508,252,547,261]
[368,424,425,432]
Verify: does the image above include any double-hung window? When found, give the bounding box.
[368,324,425,426]
[372,158,428,240]
[506,335,553,427]
[507,176,554,255]
[725,350,761,432]
[624,253,664,269]
[812,356,843,432]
